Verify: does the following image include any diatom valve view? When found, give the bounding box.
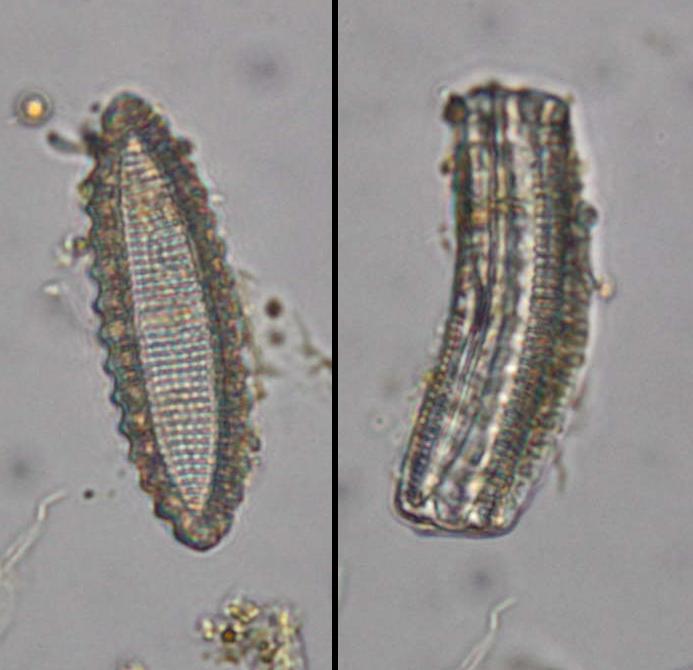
[58,92,259,550]
[393,81,600,537]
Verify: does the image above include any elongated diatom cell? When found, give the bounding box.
[393,82,597,536]
[79,92,259,550]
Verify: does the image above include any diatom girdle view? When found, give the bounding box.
[66,92,259,551]
[393,81,599,537]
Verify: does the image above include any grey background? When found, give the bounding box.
[0,2,331,669]
[339,2,693,669]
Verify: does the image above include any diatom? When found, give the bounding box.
[393,81,598,536]
[74,92,259,550]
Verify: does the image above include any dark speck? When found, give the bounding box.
[471,568,492,591]
[246,54,279,81]
[10,458,31,481]
[642,29,677,58]
[480,11,500,33]
[268,329,285,346]
[594,61,612,83]
[238,48,285,91]
[264,297,283,319]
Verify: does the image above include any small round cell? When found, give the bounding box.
[13,90,54,127]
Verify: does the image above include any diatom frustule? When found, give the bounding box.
[70,92,259,550]
[393,81,598,537]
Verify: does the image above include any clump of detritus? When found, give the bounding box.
[197,594,308,669]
